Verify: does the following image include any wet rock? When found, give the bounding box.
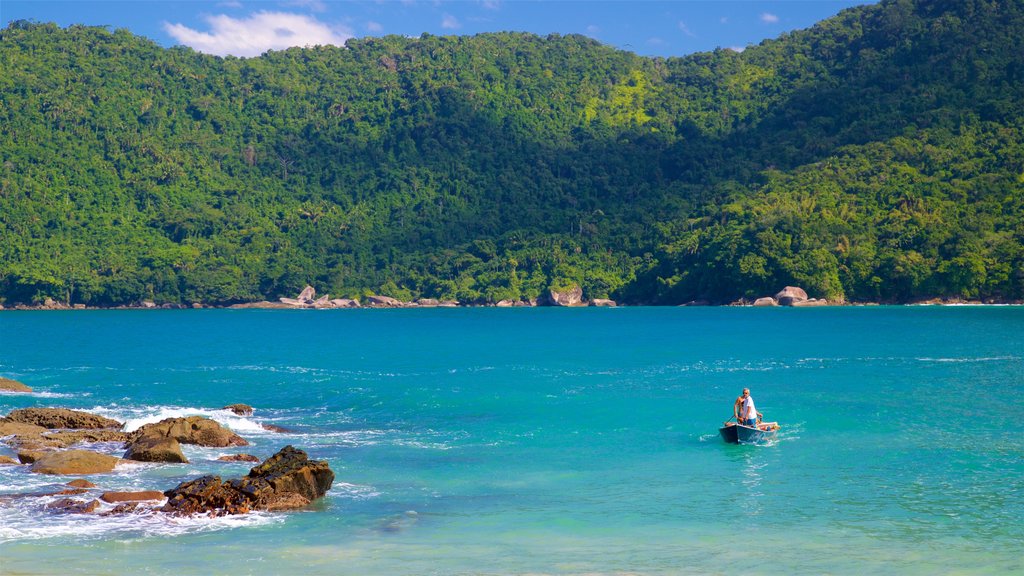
[31,450,119,475]
[17,450,47,464]
[222,404,254,416]
[123,434,187,463]
[130,416,248,448]
[0,419,47,437]
[100,490,165,503]
[162,446,334,516]
[67,479,96,488]
[40,430,130,449]
[0,377,32,393]
[5,408,122,430]
[100,502,143,515]
[218,453,260,462]
[260,423,291,433]
[47,498,100,514]
[0,455,19,465]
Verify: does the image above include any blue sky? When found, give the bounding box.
[3,1,874,58]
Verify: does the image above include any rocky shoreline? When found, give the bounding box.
[0,402,335,518]
[1,284,1019,311]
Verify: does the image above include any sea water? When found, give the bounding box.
[0,307,1021,575]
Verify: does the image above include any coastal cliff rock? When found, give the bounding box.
[162,446,334,516]
[774,286,809,306]
[30,449,120,475]
[547,285,583,307]
[5,408,122,430]
[297,285,316,302]
[0,377,32,392]
[129,416,248,448]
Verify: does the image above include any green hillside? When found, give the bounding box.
[1,0,1022,306]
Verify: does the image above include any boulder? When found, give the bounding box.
[328,298,359,308]
[312,295,332,308]
[5,408,122,430]
[17,450,46,464]
[123,435,188,463]
[222,404,254,416]
[297,285,316,302]
[30,450,119,475]
[365,295,403,307]
[130,416,248,448]
[793,298,829,307]
[0,455,19,465]
[278,297,306,307]
[47,498,100,514]
[547,285,583,307]
[0,419,47,437]
[438,300,459,307]
[67,479,96,488]
[774,286,809,306]
[415,298,440,307]
[261,423,291,433]
[161,474,250,516]
[752,297,777,307]
[100,490,165,504]
[590,299,617,307]
[0,377,32,393]
[40,430,130,449]
[218,453,261,463]
[162,446,334,516]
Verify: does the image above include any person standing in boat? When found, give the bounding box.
[736,388,761,426]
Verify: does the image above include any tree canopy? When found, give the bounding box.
[1,0,1022,306]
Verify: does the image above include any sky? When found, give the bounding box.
[2,1,875,58]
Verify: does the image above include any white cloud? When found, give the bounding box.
[586,24,600,36]
[761,12,779,23]
[366,20,383,33]
[678,20,695,37]
[163,11,352,57]
[441,14,460,29]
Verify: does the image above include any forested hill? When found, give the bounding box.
[2,0,1023,306]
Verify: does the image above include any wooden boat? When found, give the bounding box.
[719,420,779,444]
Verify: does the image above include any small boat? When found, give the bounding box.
[719,420,779,444]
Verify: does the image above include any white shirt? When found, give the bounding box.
[742,396,757,420]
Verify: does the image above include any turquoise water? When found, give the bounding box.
[1,307,1022,575]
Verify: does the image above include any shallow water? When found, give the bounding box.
[1,307,1022,575]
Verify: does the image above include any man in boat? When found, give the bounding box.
[735,388,761,426]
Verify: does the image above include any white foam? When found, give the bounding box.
[88,404,280,436]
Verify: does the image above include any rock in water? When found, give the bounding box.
[5,408,122,429]
[0,377,32,392]
[222,404,254,416]
[124,435,188,463]
[30,450,119,475]
[230,445,335,511]
[130,416,248,447]
[162,446,334,515]
[297,285,316,302]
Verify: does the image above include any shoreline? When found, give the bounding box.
[2,298,1022,311]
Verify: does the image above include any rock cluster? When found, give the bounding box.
[162,446,334,516]
[0,405,335,519]
[748,286,830,307]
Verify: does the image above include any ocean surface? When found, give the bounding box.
[0,307,1022,575]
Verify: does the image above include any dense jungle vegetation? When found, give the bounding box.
[1,0,1023,306]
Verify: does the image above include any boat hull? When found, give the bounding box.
[719,423,776,444]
